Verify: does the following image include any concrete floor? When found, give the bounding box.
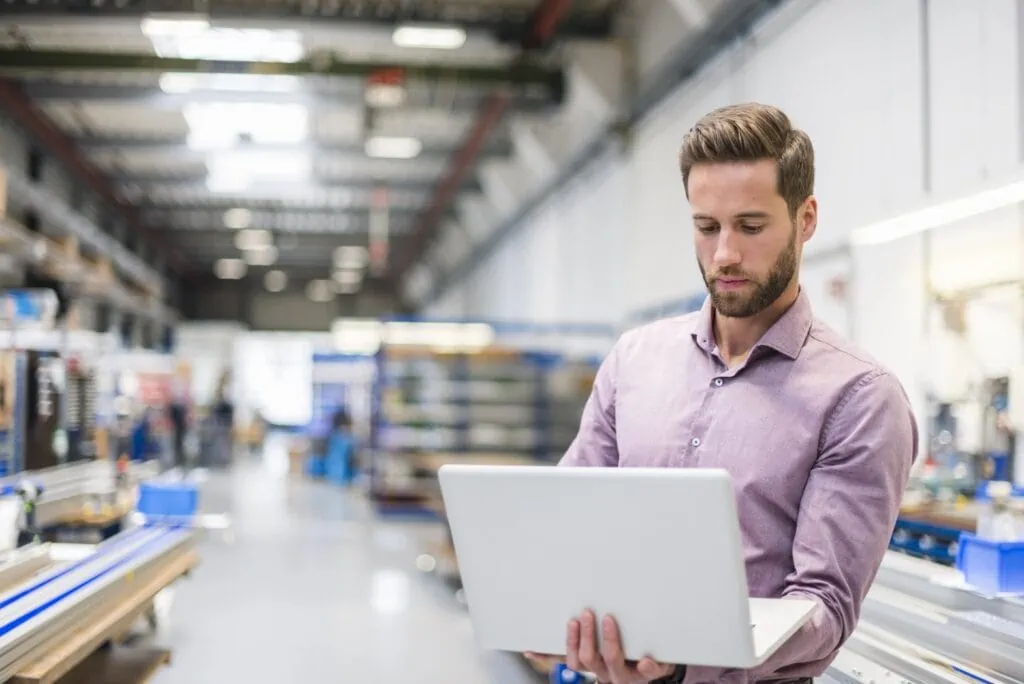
[151,437,542,684]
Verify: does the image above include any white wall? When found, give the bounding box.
[428,0,1024,452]
[437,0,938,325]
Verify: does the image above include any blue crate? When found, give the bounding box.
[956,532,1024,595]
[137,482,199,520]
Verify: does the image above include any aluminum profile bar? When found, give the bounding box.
[0,526,193,680]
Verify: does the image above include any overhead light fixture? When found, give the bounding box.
[365,83,406,108]
[148,26,304,62]
[333,268,362,285]
[364,136,422,160]
[140,14,210,38]
[333,245,369,270]
[383,322,495,350]
[850,177,1024,246]
[214,258,247,280]
[331,318,383,355]
[235,229,273,251]
[306,279,336,302]
[244,245,278,266]
[159,72,300,94]
[184,102,309,150]
[392,24,467,50]
[223,207,253,229]
[264,269,288,292]
[206,173,250,194]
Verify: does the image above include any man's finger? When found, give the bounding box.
[566,618,583,673]
[578,610,609,680]
[599,615,632,683]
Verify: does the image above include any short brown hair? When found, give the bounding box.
[679,102,814,216]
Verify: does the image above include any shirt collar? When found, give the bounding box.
[690,288,813,360]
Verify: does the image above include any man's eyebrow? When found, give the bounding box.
[691,211,772,220]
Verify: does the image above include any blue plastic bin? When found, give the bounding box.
[137,482,199,520]
[956,532,1024,595]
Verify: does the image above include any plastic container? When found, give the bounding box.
[136,482,199,520]
[956,532,1024,594]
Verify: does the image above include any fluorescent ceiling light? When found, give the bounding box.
[333,245,369,269]
[307,279,336,303]
[206,173,250,194]
[331,319,383,355]
[264,270,288,292]
[244,245,278,266]
[383,322,495,349]
[141,15,210,38]
[184,102,309,150]
[333,269,362,287]
[214,258,247,280]
[223,207,252,229]
[206,150,312,194]
[159,73,300,94]
[149,27,304,62]
[235,229,273,251]
[365,83,406,108]
[392,24,467,50]
[850,178,1024,246]
[365,136,422,160]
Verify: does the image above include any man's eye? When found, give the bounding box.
[742,224,765,233]
[696,224,718,233]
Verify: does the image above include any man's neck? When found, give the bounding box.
[713,284,800,367]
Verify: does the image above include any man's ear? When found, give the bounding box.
[799,196,818,242]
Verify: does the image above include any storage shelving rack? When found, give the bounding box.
[366,320,613,518]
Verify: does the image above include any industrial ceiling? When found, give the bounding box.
[0,0,622,314]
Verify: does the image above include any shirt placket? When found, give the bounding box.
[684,348,748,467]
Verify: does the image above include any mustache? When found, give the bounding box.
[708,270,754,281]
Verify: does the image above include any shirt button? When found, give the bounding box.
[691,437,701,447]
[713,378,723,387]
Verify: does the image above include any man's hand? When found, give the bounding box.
[568,609,675,683]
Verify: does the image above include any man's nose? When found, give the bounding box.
[713,231,741,267]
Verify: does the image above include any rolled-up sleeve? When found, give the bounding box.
[558,339,621,468]
[685,369,918,683]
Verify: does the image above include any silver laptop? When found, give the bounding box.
[438,464,815,669]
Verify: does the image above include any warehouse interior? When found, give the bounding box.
[0,0,1022,682]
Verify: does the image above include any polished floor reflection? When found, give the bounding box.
[152,437,539,684]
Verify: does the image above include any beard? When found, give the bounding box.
[698,225,798,318]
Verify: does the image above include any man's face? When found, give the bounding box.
[688,159,815,318]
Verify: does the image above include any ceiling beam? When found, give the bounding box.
[0,49,566,103]
[0,2,616,42]
[115,172,481,194]
[74,136,513,159]
[18,82,556,113]
[388,0,573,286]
[0,77,185,275]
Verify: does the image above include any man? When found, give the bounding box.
[528,103,917,683]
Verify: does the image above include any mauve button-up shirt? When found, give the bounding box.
[559,291,918,684]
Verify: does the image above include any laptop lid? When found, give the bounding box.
[438,464,762,668]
